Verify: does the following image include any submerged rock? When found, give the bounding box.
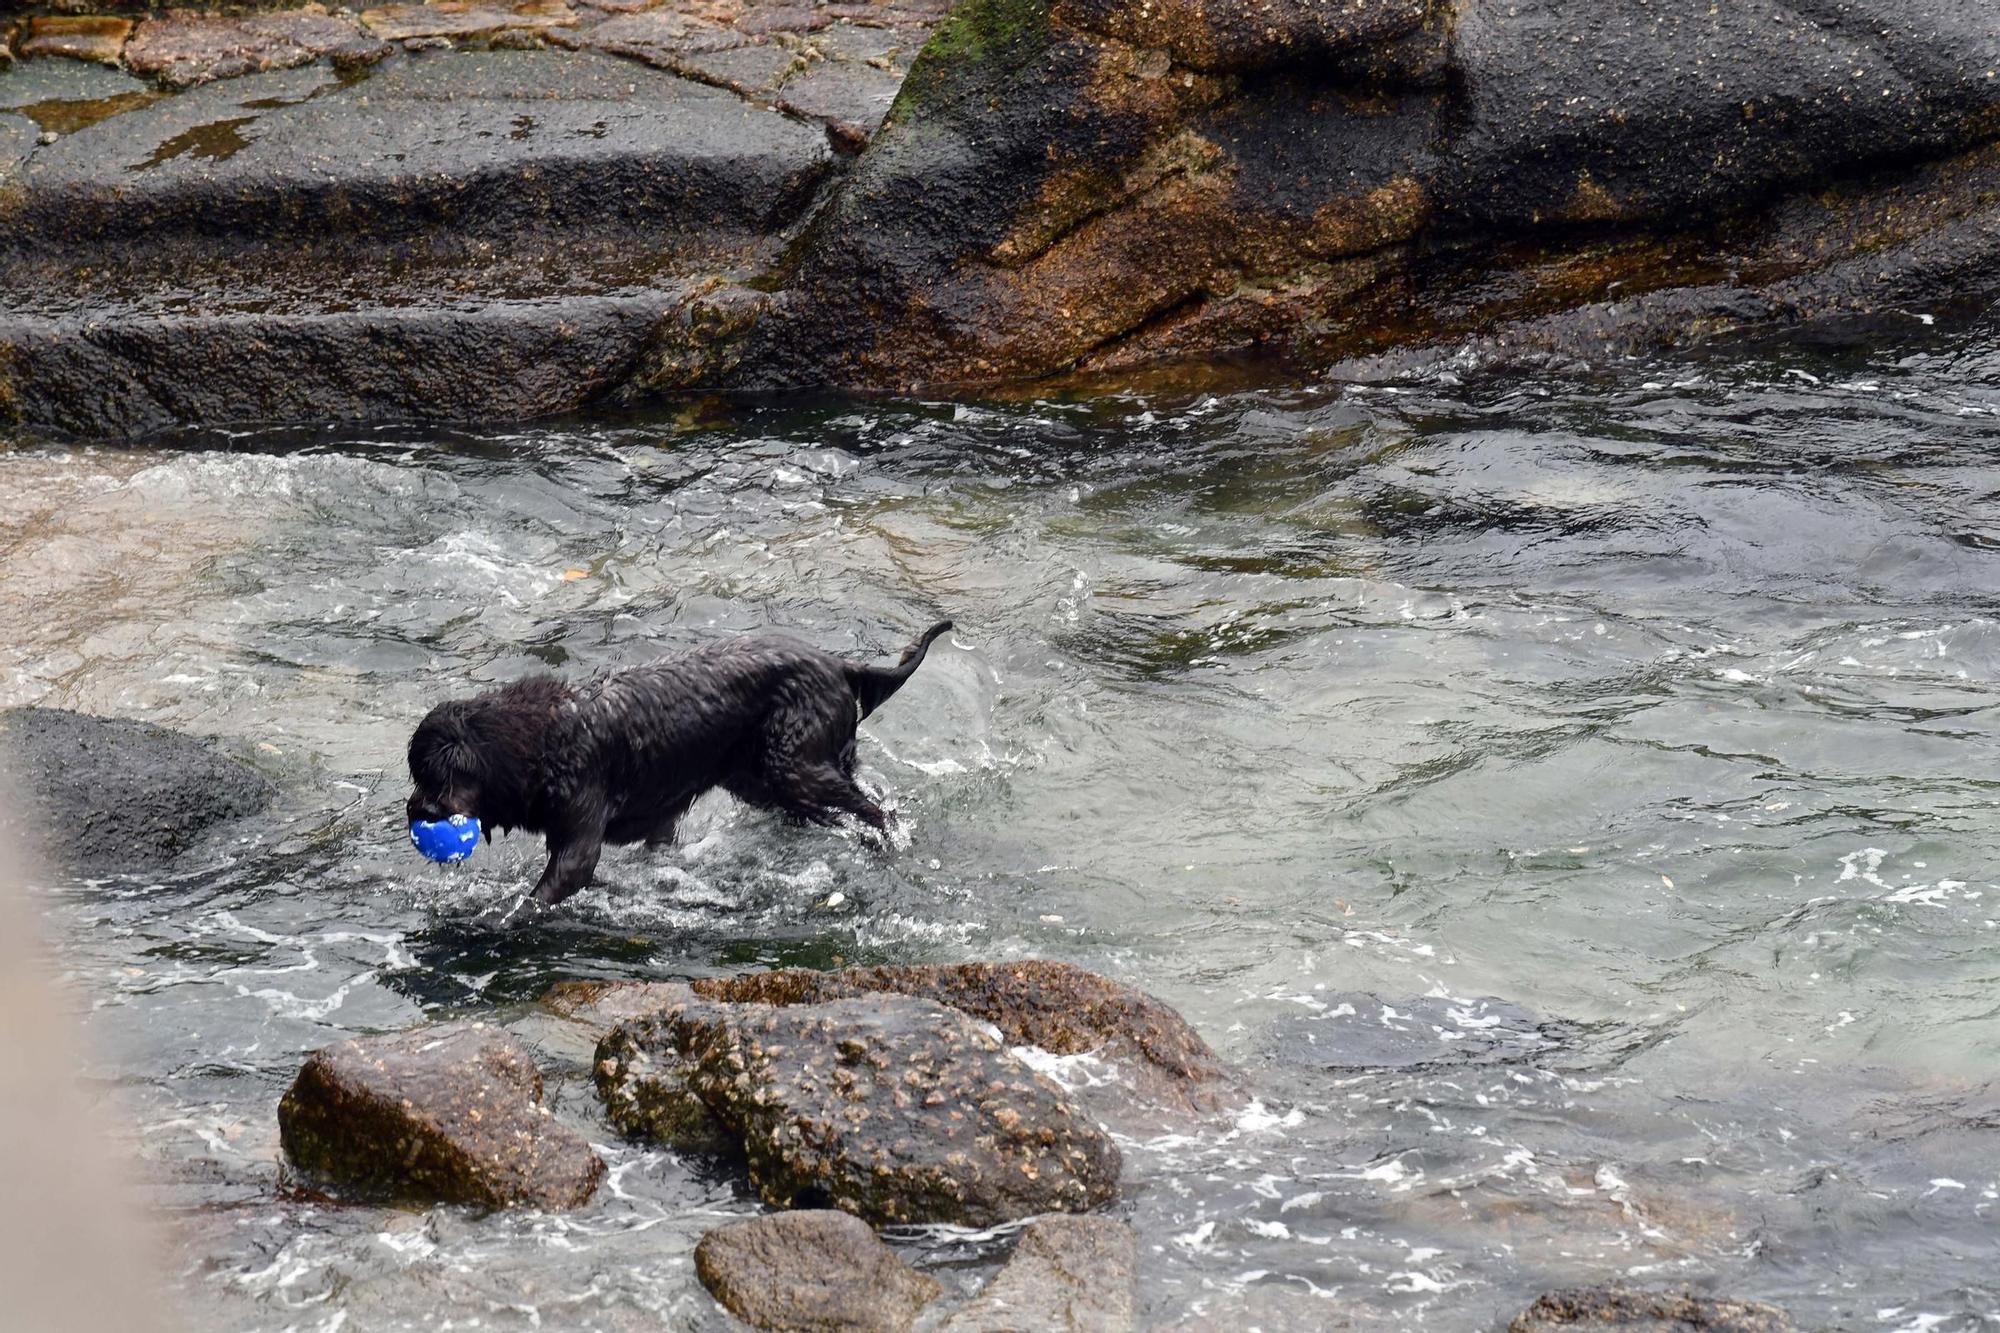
[937,1214,1138,1333]
[694,1210,941,1332]
[545,977,698,1027]
[0,707,275,873]
[279,1023,603,1209]
[597,992,1120,1226]
[1268,993,1562,1071]
[1510,1288,1796,1333]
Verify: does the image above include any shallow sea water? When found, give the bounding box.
[6,321,2000,1330]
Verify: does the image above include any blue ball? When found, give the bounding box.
[410,814,481,864]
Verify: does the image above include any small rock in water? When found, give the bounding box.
[938,1214,1138,1333]
[1510,1287,1796,1332]
[694,1210,940,1332]
[279,1022,603,1209]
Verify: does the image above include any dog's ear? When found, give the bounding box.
[409,700,493,790]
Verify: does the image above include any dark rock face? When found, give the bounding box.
[597,992,1121,1226]
[1510,1288,1797,1333]
[0,707,275,873]
[693,1210,942,1332]
[937,1214,1137,1333]
[734,0,2000,389]
[279,1023,604,1210]
[12,0,2000,428]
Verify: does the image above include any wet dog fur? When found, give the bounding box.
[406,622,952,906]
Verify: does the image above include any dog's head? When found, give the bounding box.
[406,678,566,833]
[406,699,493,827]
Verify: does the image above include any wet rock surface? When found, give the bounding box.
[0,706,275,873]
[691,960,1231,1104]
[0,47,828,435]
[1509,1288,1797,1333]
[6,0,2000,428]
[361,0,581,42]
[279,1022,604,1209]
[596,991,1121,1226]
[7,51,829,249]
[0,0,935,437]
[694,1210,942,1332]
[123,9,370,87]
[935,1214,1137,1333]
[734,0,2000,389]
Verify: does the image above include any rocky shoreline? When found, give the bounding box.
[281,968,1801,1331]
[5,1,2000,434]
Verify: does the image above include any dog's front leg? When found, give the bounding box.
[532,803,608,907]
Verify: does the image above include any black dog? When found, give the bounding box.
[406,622,952,906]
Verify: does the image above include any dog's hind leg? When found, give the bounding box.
[644,793,699,849]
[796,765,890,830]
[734,762,889,832]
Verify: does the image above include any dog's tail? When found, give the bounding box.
[849,621,953,720]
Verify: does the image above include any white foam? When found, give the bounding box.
[1009,1045,1121,1092]
[1387,1271,1451,1294]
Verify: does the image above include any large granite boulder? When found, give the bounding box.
[693,1210,942,1332]
[0,707,275,873]
[279,1022,604,1209]
[596,990,1121,1226]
